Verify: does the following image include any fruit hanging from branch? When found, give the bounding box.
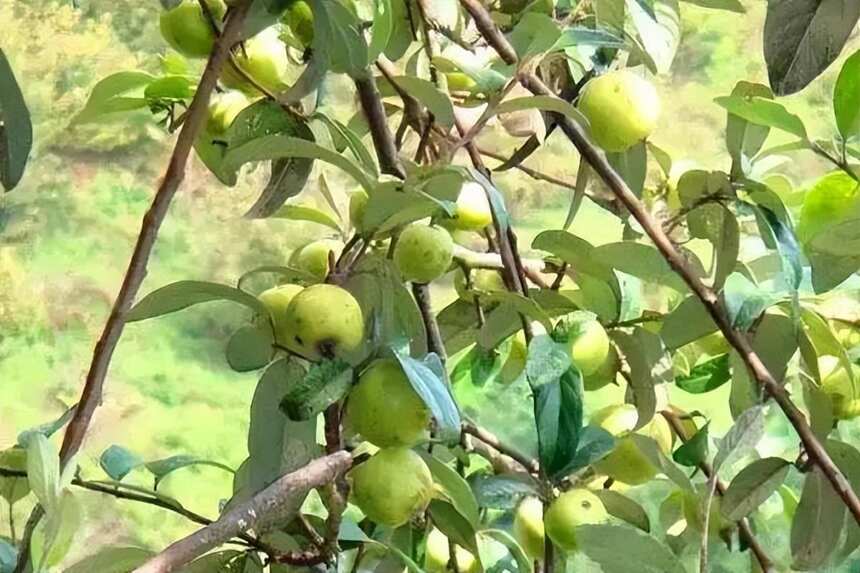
[282,284,364,360]
[159,0,227,59]
[393,224,455,284]
[577,70,660,152]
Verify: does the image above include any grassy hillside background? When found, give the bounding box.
[1,0,859,569]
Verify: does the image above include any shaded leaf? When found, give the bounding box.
[421,453,480,526]
[468,473,540,510]
[722,457,790,521]
[280,360,353,421]
[65,547,155,573]
[714,95,808,139]
[0,49,33,191]
[676,354,731,394]
[713,405,764,473]
[391,76,455,128]
[226,324,274,372]
[395,350,461,444]
[834,49,860,140]
[99,445,143,482]
[534,369,583,480]
[478,529,533,573]
[577,524,686,573]
[127,281,268,323]
[791,467,846,570]
[673,422,710,467]
[594,490,650,532]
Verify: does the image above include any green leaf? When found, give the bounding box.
[0,448,30,505]
[421,453,480,526]
[725,81,773,177]
[577,524,686,573]
[368,0,394,62]
[687,204,739,289]
[226,324,275,372]
[0,540,16,573]
[493,96,588,131]
[593,242,691,291]
[280,359,353,421]
[143,75,195,102]
[675,354,731,394]
[791,468,846,570]
[552,27,626,51]
[99,445,143,481]
[311,112,378,177]
[679,0,743,12]
[560,426,615,474]
[391,76,455,128]
[394,350,461,444]
[763,0,860,95]
[721,272,781,331]
[145,455,234,490]
[612,328,673,429]
[0,49,33,192]
[721,457,790,521]
[672,422,710,467]
[73,70,153,125]
[753,204,803,292]
[429,500,479,555]
[26,434,60,511]
[712,405,764,473]
[510,13,562,59]
[383,0,413,60]
[31,491,82,570]
[594,490,650,532]
[310,0,369,76]
[468,473,540,510]
[270,204,342,232]
[835,49,860,140]
[629,434,694,491]
[478,529,533,573]
[713,95,808,139]
[126,281,268,323]
[16,406,77,447]
[65,547,155,573]
[627,0,680,74]
[534,368,583,480]
[224,134,375,191]
[661,296,717,349]
[606,142,647,197]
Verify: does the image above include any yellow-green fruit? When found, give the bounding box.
[446,72,477,93]
[206,90,249,134]
[282,284,364,360]
[394,225,454,284]
[447,182,493,231]
[349,190,369,234]
[819,356,860,420]
[513,497,545,561]
[582,346,619,391]
[425,528,480,573]
[454,268,506,301]
[291,238,343,281]
[578,71,660,153]
[283,0,314,46]
[544,489,608,551]
[345,359,431,447]
[221,27,289,94]
[499,332,527,384]
[566,315,610,376]
[797,172,860,245]
[591,404,672,485]
[258,283,304,347]
[832,321,860,348]
[159,0,226,59]
[349,448,433,527]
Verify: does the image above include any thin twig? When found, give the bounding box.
[459,0,860,526]
[412,283,448,363]
[354,72,405,178]
[462,422,539,474]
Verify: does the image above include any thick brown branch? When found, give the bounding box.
[354,72,405,178]
[458,0,860,525]
[660,412,775,573]
[134,452,353,573]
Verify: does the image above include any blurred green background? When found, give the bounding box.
[1,1,859,570]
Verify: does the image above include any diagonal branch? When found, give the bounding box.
[134,451,353,573]
[458,0,860,526]
[354,72,405,178]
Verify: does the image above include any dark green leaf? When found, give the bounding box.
[676,354,731,394]
[280,360,353,421]
[673,422,710,467]
[429,500,479,555]
[612,328,673,429]
[594,490,650,532]
[421,454,480,526]
[478,529,533,573]
[725,81,773,177]
[661,296,718,349]
[576,524,686,573]
[791,468,846,570]
[713,95,808,138]
[99,445,143,481]
[560,426,615,474]
[394,350,461,444]
[835,49,860,140]
[721,457,790,521]
[721,272,781,331]
[226,324,274,372]
[754,205,803,292]
[525,335,571,388]
[310,0,369,76]
[0,49,33,192]
[368,0,394,62]
[593,242,692,291]
[534,368,583,480]
[468,473,540,510]
[606,142,647,197]
[126,281,268,322]
[510,13,562,59]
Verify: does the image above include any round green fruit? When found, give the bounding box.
[819,356,860,420]
[221,27,289,95]
[578,70,660,152]
[394,224,454,284]
[258,283,304,347]
[446,72,477,93]
[206,90,249,134]
[565,313,610,376]
[349,448,433,527]
[425,528,479,573]
[582,345,619,391]
[283,0,314,47]
[345,359,431,447]
[544,489,608,552]
[159,0,226,59]
[349,190,369,234]
[447,182,493,231]
[513,496,545,561]
[290,238,343,281]
[454,268,506,301]
[282,284,364,360]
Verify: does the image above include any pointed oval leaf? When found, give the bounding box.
[722,457,790,521]
[0,49,33,191]
[126,281,268,323]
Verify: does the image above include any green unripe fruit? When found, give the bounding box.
[283,0,314,46]
[544,489,608,551]
[425,528,480,573]
[258,283,304,347]
[565,314,610,376]
[159,0,226,59]
[282,284,364,360]
[447,182,493,231]
[221,28,289,95]
[591,404,673,485]
[446,72,478,93]
[578,71,660,152]
[349,448,433,527]
[345,359,431,447]
[582,345,619,391]
[454,268,506,301]
[513,496,545,561]
[349,190,369,234]
[290,238,343,281]
[206,90,249,134]
[394,224,454,284]
[819,356,860,420]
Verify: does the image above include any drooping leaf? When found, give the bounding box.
[576,524,686,573]
[280,359,353,421]
[791,467,846,570]
[534,368,583,480]
[630,434,694,491]
[0,49,33,191]
[724,81,773,177]
[26,434,60,511]
[721,272,781,331]
[429,500,479,555]
[721,457,790,521]
[612,328,673,430]
[594,242,692,291]
[368,0,394,62]
[421,453,480,527]
[478,529,533,573]
[510,13,562,59]
[661,296,718,350]
[310,0,369,76]
[468,473,540,510]
[391,76,456,128]
[99,445,144,482]
[594,490,651,532]
[559,425,615,474]
[126,281,268,322]
[687,203,740,289]
[606,142,647,197]
[394,350,461,444]
[311,112,378,177]
[627,0,680,74]
[712,405,765,474]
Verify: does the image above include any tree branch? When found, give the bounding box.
[458,0,860,526]
[412,283,448,363]
[354,72,405,178]
[134,451,353,573]
[462,422,539,474]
